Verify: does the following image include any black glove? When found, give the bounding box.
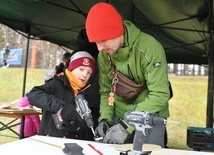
[103,120,135,144]
[61,102,87,133]
[94,119,111,138]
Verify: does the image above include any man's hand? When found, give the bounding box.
[95,119,111,138]
[103,120,135,144]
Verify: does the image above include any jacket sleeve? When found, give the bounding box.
[135,37,170,117]
[28,80,65,113]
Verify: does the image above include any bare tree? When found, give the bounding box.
[0,24,70,69]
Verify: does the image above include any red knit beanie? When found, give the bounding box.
[86,2,124,42]
[68,51,95,75]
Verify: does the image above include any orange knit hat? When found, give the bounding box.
[85,2,124,42]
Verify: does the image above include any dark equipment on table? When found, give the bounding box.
[187,126,214,151]
[62,143,83,155]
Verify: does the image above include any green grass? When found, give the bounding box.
[0,68,48,103]
[0,68,208,150]
[167,76,207,150]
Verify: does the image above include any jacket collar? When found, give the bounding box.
[110,20,141,63]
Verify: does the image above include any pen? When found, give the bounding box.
[88,143,103,155]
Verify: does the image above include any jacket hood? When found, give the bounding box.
[123,20,141,47]
[110,20,141,62]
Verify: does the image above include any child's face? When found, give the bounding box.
[71,66,92,84]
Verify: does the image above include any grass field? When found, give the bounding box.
[0,68,208,150]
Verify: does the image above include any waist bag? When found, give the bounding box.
[111,66,147,102]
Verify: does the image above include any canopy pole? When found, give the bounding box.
[22,24,31,97]
[206,0,214,128]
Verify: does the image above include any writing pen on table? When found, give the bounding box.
[88,143,103,155]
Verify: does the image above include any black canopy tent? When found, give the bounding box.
[0,0,213,127]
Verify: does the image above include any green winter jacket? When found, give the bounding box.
[98,21,170,124]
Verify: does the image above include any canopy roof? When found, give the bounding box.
[0,0,210,64]
[0,0,213,127]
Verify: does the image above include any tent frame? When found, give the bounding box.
[206,0,214,127]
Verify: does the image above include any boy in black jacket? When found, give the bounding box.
[28,51,96,140]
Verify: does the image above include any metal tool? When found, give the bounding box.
[121,111,167,155]
[52,108,63,129]
[75,94,95,137]
[52,94,95,136]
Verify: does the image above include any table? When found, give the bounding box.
[0,135,213,155]
[0,108,41,139]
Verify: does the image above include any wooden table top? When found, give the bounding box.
[0,107,42,118]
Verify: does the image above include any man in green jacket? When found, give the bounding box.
[85,2,171,147]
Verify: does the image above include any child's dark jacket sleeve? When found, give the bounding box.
[28,80,65,113]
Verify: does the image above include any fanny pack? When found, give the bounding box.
[110,66,147,103]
